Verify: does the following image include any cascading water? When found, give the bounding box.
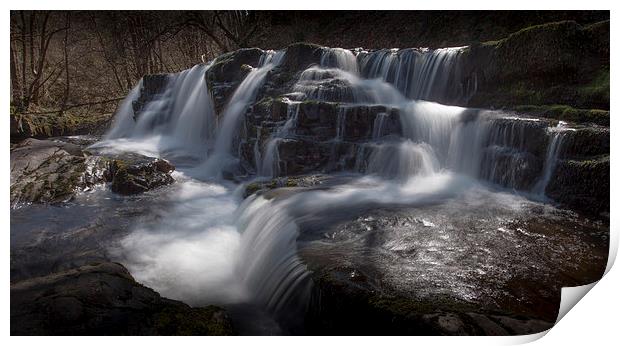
[358,46,472,103]
[93,43,575,334]
[532,121,571,195]
[95,63,216,161]
[201,50,286,178]
[320,47,359,74]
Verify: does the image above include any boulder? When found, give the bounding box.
[10,262,234,335]
[105,153,175,195]
[10,138,89,206]
[10,138,177,205]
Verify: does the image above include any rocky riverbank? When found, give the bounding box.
[11,262,233,335]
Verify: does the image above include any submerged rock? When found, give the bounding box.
[10,262,233,335]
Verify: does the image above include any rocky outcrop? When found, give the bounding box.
[10,138,176,206]
[11,262,233,335]
[545,127,610,215]
[463,20,609,112]
[206,48,264,113]
[10,138,90,206]
[105,153,175,195]
[547,155,609,216]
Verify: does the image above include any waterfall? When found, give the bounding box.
[258,102,300,178]
[93,43,582,334]
[532,122,570,195]
[358,47,470,103]
[372,112,388,139]
[95,63,216,160]
[366,141,440,180]
[202,50,286,177]
[320,47,359,74]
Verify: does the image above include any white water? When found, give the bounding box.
[96,64,215,161]
[358,46,471,103]
[200,50,285,178]
[532,122,571,195]
[93,44,573,332]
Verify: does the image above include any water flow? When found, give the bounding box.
[95,63,215,160]
[358,47,469,103]
[94,44,578,334]
[320,47,359,74]
[201,50,286,177]
[532,122,569,195]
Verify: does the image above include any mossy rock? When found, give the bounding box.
[106,154,175,195]
[513,104,609,126]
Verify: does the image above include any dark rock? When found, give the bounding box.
[242,174,327,198]
[132,74,170,120]
[10,262,234,335]
[280,42,323,72]
[105,153,175,195]
[207,48,263,84]
[547,155,609,216]
[558,127,610,159]
[10,138,89,206]
[303,270,553,335]
[463,20,609,110]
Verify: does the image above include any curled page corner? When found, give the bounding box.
[555,282,597,324]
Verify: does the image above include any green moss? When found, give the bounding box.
[244,182,264,196]
[579,67,609,105]
[285,178,298,187]
[513,104,609,126]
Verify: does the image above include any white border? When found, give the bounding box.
[2,2,617,345]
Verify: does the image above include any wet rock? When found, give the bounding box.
[10,138,89,206]
[105,153,175,195]
[207,48,263,84]
[132,74,170,120]
[280,42,323,72]
[302,255,555,335]
[547,155,609,216]
[10,262,233,335]
[10,139,176,204]
[558,127,610,159]
[276,138,332,175]
[242,174,327,198]
[340,105,401,141]
[480,149,543,190]
[207,48,264,113]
